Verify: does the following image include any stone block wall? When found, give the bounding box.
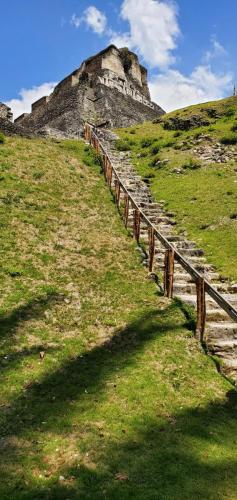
[0,102,13,121]
[32,96,50,113]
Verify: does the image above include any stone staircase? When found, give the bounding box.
[90,129,237,385]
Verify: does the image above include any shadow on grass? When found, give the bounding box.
[0,291,64,342]
[0,302,236,499]
[1,392,237,499]
[173,297,196,331]
[1,303,183,434]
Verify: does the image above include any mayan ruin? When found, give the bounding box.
[10,45,165,137]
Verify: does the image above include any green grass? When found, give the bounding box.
[0,131,5,144]
[116,96,237,281]
[0,136,236,499]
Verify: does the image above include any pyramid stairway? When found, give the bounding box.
[86,127,237,384]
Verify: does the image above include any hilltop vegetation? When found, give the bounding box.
[116,96,237,281]
[0,134,236,498]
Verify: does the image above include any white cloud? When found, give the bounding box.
[84,6,107,34]
[71,6,107,35]
[71,13,81,29]
[203,36,228,63]
[149,65,232,111]
[110,0,180,68]
[5,82,57,119]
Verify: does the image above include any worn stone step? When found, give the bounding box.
[205,322,237,340]
[221,359,237,382]
[173,283,196,294]
[206,308,230,322]
[174,240,197,249]
[173,281,228,295]
[177,247,204,257]
[207,338,237,357]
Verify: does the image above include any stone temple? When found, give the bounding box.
[13,45,165,137]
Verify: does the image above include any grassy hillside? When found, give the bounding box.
[0,135,237,499]
[116,96,237,281]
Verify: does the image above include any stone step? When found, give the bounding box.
[174,240,197,249]
[174,293,237,309]
[173,271,220,282]
[221,359,237,382]
[207,338,237,357]
[206,308,230,322]
[173,283,195,294]
[173,282,230,295]
[176,247,204,257]
[205,322,237,340]
[155,255,208,267]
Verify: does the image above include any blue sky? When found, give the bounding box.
[1,0,236,117]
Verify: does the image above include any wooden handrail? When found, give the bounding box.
[84,123,237,328]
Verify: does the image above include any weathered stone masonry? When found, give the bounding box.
[0,102,13,121]
[14,45,165,137]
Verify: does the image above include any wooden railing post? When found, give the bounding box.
[114,179,121,207]
[133,209,141,243]
[124,194,129,228]
[148,227,155,272]
[163,249,175,298]
[108,164,113,188]
[196,276,206,341]
[104,156,108,180]
[102,154,106,174]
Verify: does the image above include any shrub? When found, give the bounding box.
[83,148,103,167]
[150,144,160,155]
[162,139,175,148]
[231,123,237,132]
[183,158,201,170]
[220,135,237,145]
[140,138,155,148]
[116,139,131,151]
[0,131,5,144]
[92,152,103,166]
[224,108,235,118]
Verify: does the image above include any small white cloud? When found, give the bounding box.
[110,0,180,68]
[149,65,232,112]
[71,6,107,35]
[203,36,228,63]
[5,82,57,119]
[84,6,107,34]
[71,13,81,28]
